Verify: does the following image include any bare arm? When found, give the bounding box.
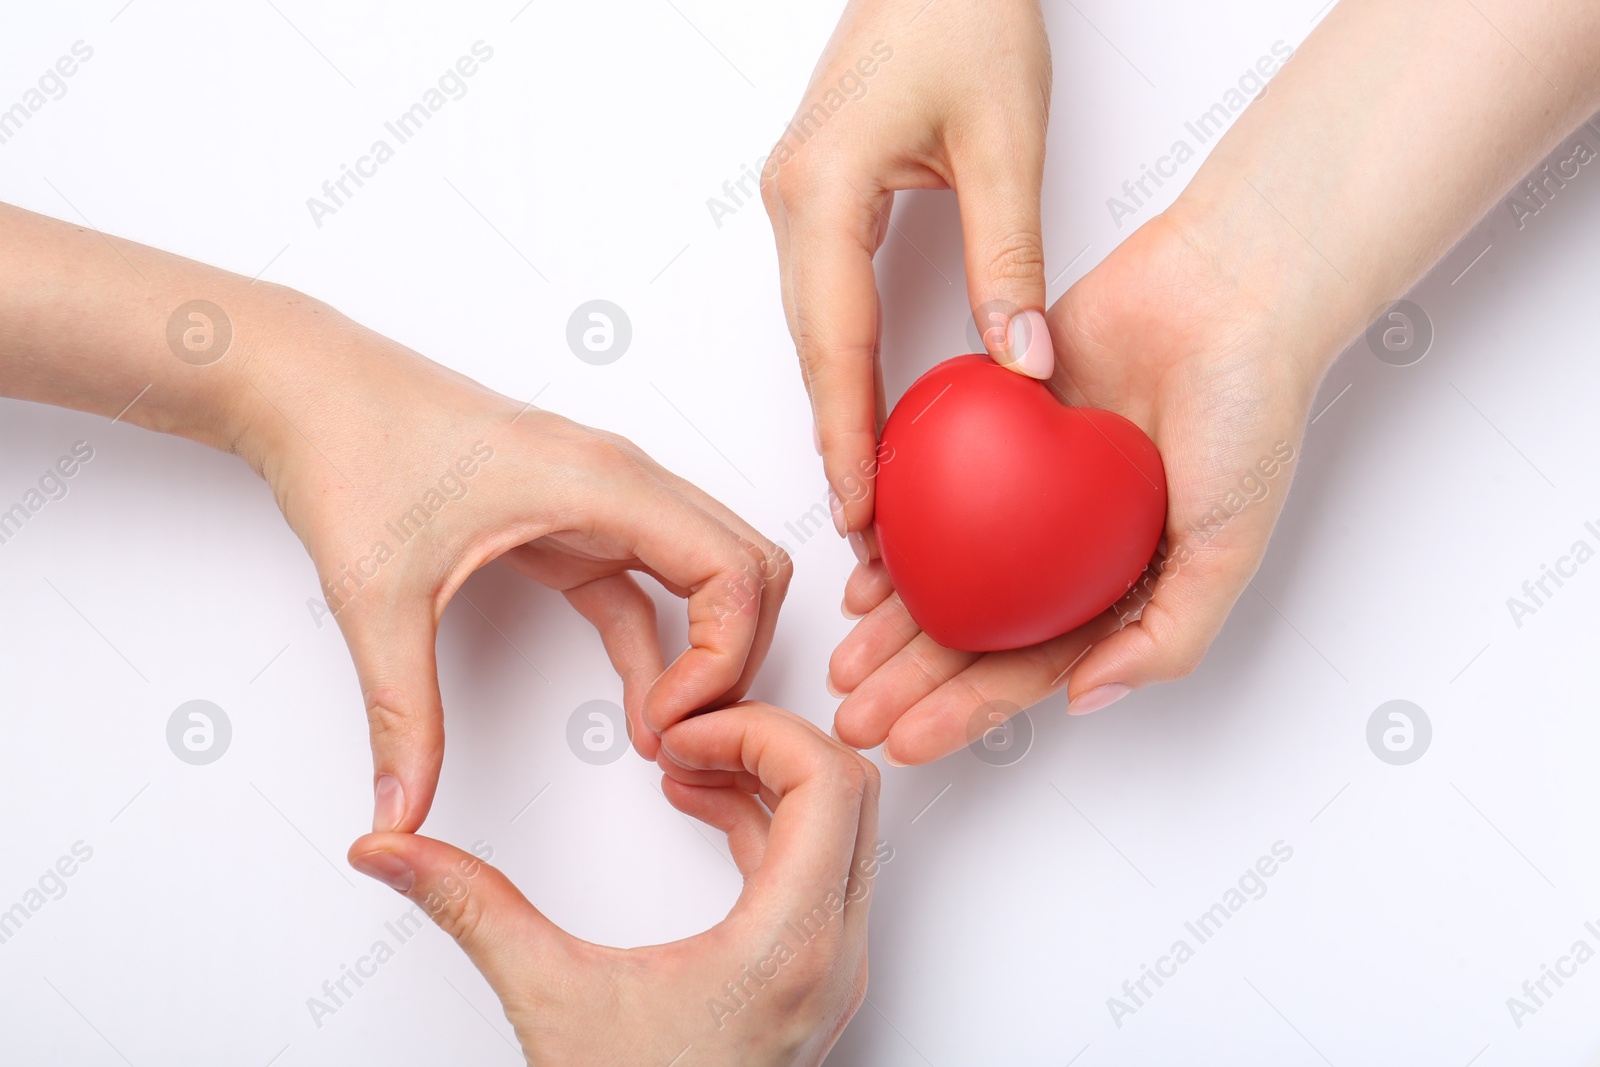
[1177,0,1600,367]
[0,201,792,823]
[830,0,1600,760]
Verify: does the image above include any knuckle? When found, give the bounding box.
[767,543,796,589]
[984,231,1046,287]
[901,642,948,693]
[763,152,820,211]
[731,539,772,590]
[796,304,876,362]
[827,751,871,798]
[429,882,486,948]
[1164,646,1208,681]
[1037,640,1086,690]
[847,960,870,1017]
[1143,605,1211,681]
[584,428,642,462]
[857,754,882,796]
[769,155,868,230]
[364,687,413,741]
[759,161,784,216]
[1148,634,1207,683]
[948,672,991,714]
[738,538,770,577]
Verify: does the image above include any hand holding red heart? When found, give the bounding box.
[829,213,1327,764]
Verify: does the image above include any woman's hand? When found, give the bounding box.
[826,214,1320,762]
[349,703,885,1066]
[762,0,1054,546]
[824,0,1600,764]
[235,308,793,831]
[0,201,792,831]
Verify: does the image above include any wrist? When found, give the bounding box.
[96,278,343,465]
[194,283,423,480]
[1164,167,1382,380]
[209,284,345,474]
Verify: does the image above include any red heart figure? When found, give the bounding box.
[874,354,1167,652]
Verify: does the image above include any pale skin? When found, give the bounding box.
[761,0,1058,558]
[769,0,1600,764]
[9,0,1600,1057]
[0,201,794,819]
[1,208,883,1063]
[350,704,882,1066]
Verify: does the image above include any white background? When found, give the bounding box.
[2,1,1599,1064]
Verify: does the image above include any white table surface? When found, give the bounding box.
[3,1,1599,1064]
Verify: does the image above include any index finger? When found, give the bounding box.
[590,487,779,735]
[770,173,888,533]
[660,703,879,921]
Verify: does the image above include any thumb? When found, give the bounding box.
[348,832,573,998]
[954,151,1053,380]
[335,598,445,833]
[1065,537,1259,710]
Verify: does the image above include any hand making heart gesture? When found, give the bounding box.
[350,704,885,1066]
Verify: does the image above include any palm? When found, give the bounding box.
[499,934,852,1065]
[831,215,1319,762]
[1050,214,1313,589]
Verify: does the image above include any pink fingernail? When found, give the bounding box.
[373,774,406,832]
[1003,309,1054,380]
[828,488,847,537]
[882,748,907,768]
[825,673,847,699]
[848,531,869,564]
[351,850,415,893]
[1068,684,1131,716]
[842,602,864,621]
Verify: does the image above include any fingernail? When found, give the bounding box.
[812,422,822,455]
[828,488,847,536]
[825,673,847,699]
[373,774,406,832]
[1068,683,1131,716]
[1002,309,1054,380]
[882,748,907,768]
[847,531,869,564]
[842,601,863,621]
[351,850,415,893]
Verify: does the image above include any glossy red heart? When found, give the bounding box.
[873,354,1167,652]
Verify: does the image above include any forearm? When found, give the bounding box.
[0,202,341,458]
[1170,0,1600,368]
